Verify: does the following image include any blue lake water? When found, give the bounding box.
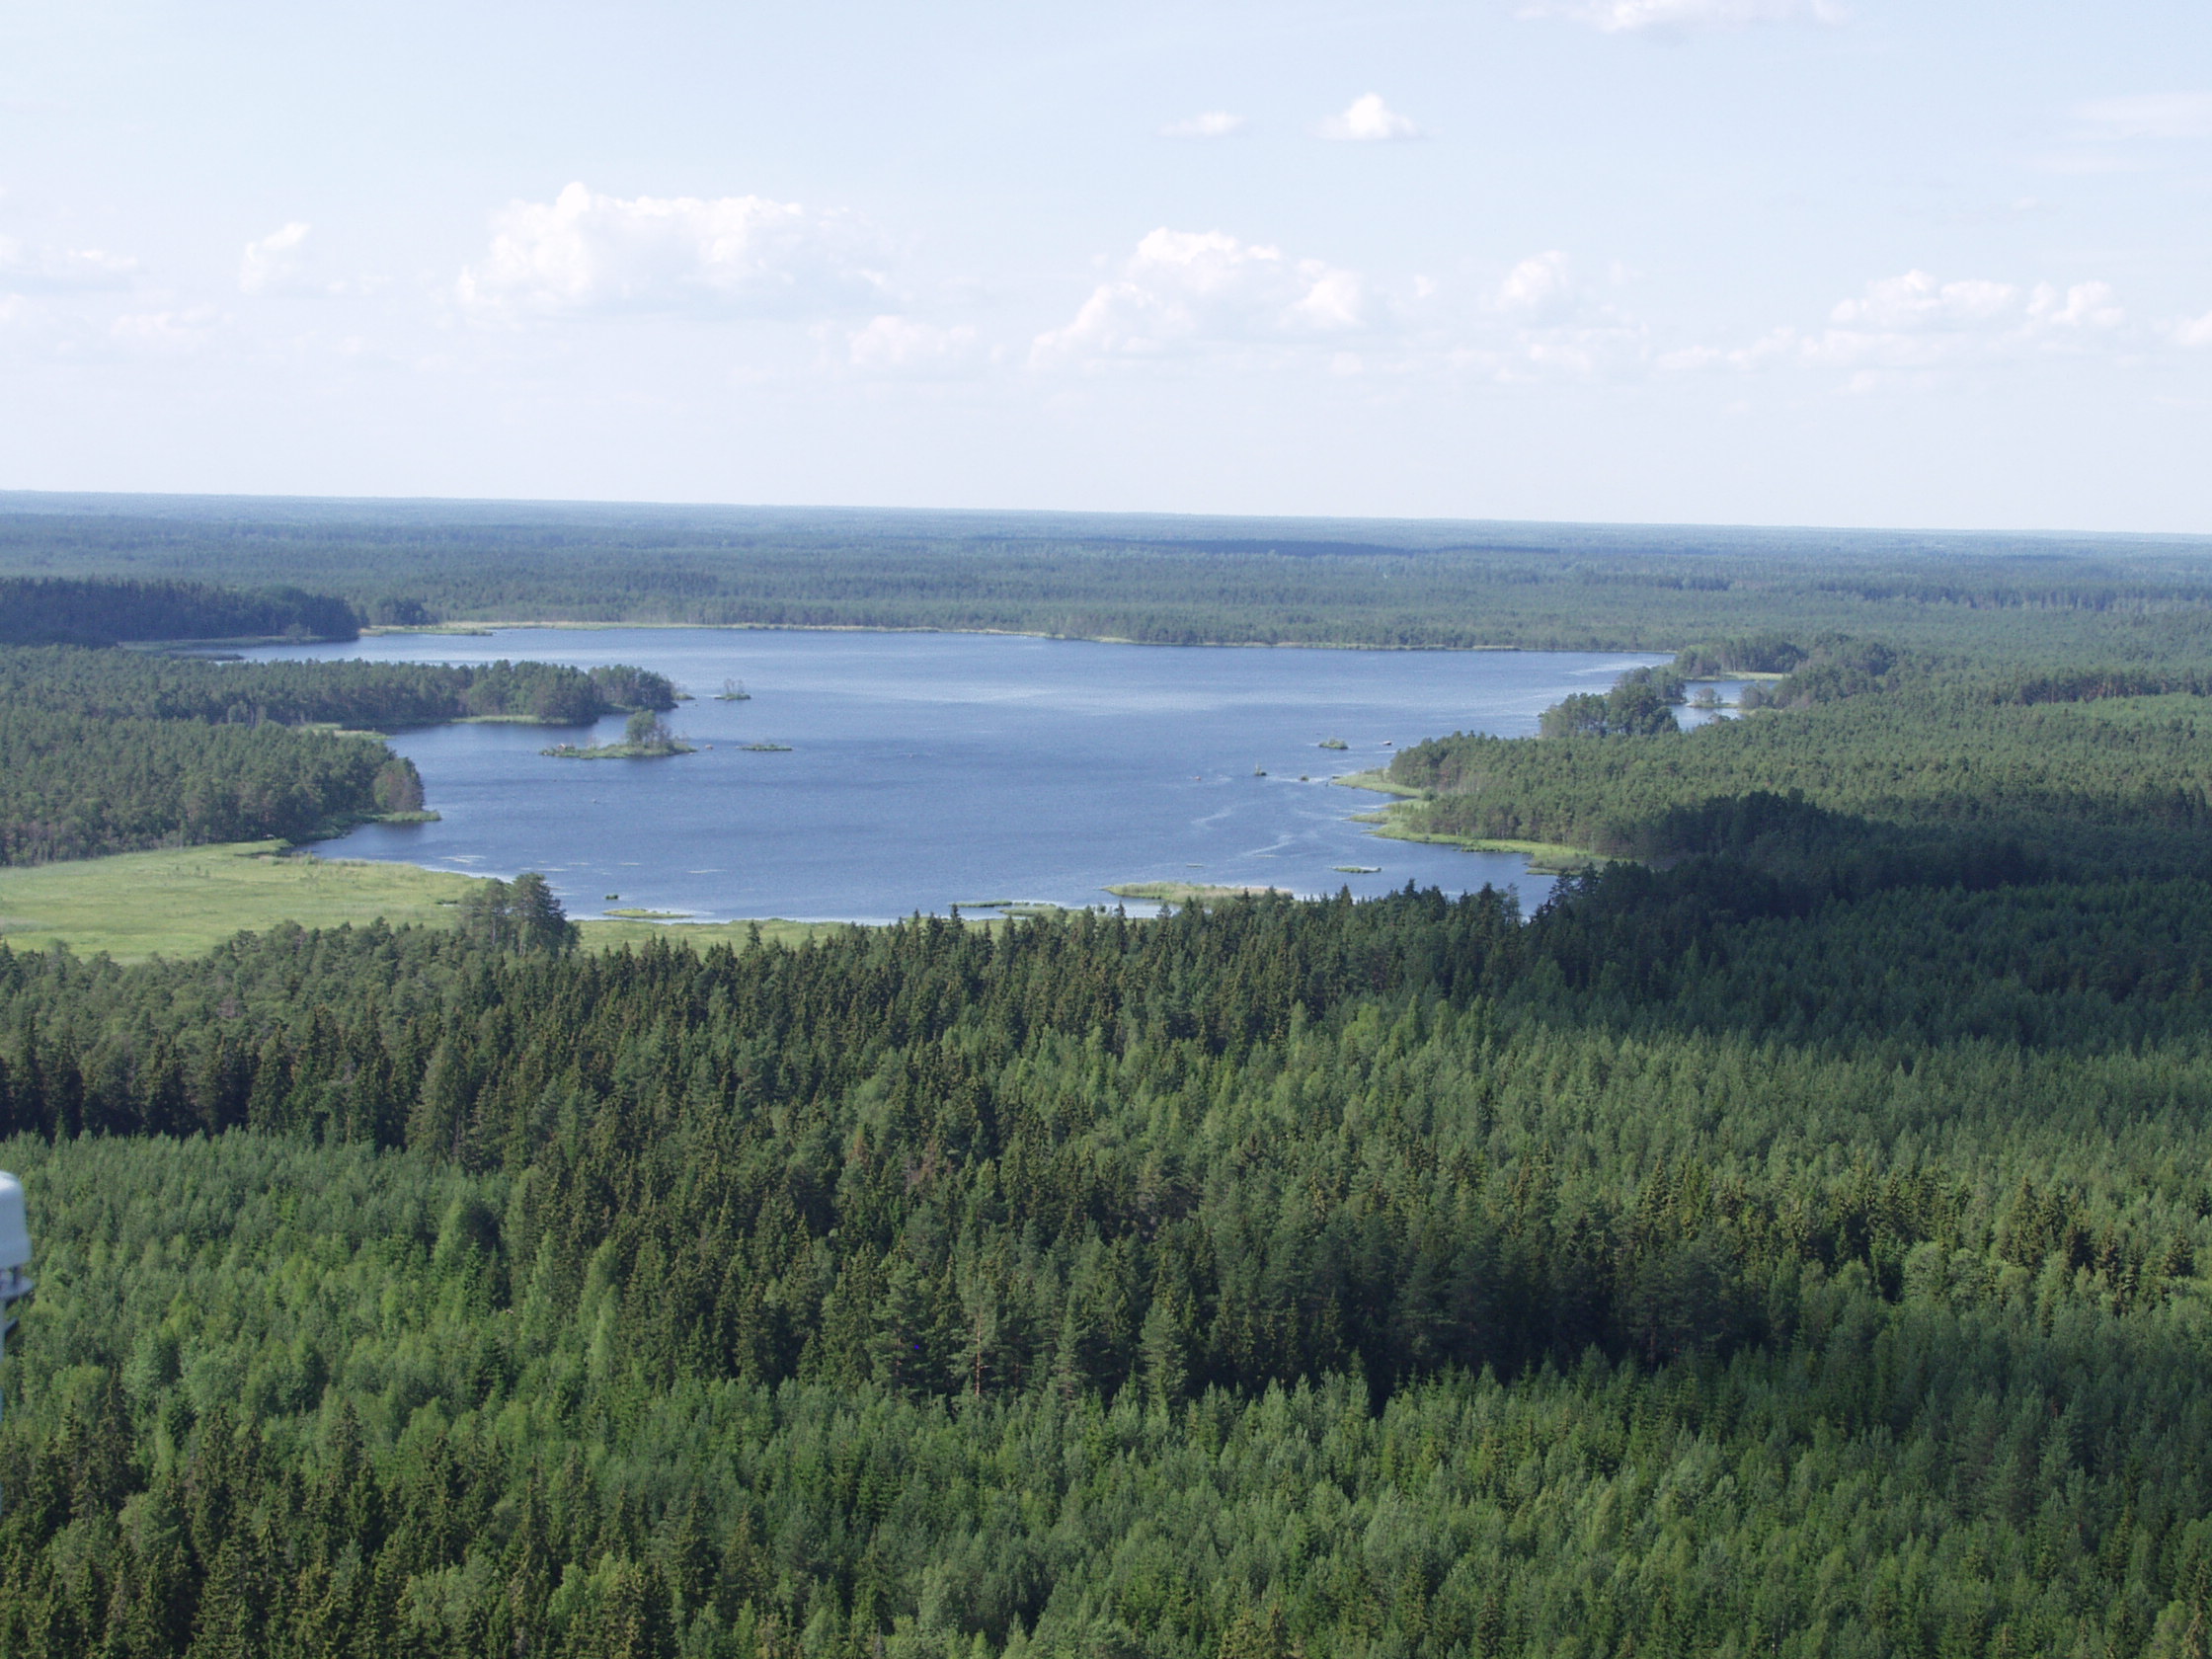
[242,629,1685,922]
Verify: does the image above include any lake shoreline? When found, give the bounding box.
[365,619,1680,657]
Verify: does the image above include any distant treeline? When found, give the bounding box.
[11,501,2212,659]
[0,577,359,646]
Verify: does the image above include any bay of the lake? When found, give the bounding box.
[241,629,1676,922]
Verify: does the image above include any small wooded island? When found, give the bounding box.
[542,710,694,759]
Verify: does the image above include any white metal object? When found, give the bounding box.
[0,1169,31,1515]
[0,1172,29,1278]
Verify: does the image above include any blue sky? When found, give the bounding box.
[3,0,2209,529]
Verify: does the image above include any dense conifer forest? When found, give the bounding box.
[9,516,2212,1655]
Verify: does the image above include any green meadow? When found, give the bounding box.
[0,841,836,961]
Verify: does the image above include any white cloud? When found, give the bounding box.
[1494,251,1579,321]
[1699,269,2128,380]
[1318,95,1422,142]
[2024,281,2126,332]
[1830,270,2019,331]
[456,181,888,319]
[1825,271,2124,343]
[109,308,219,353]
[0,236,136,292]
[1161,112,1246,139]
[2172,310,2212,350]
[1454,251,1652,381]
[1524,0,1845,34]
[2073,92,2212,141]
[847,314,978,374]
[1032,228,1370,368]
[239,221,311,295]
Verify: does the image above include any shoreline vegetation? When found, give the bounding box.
[539,738,695,759]
[1103,880,1287,905]
[1333,768,1605,872]
[542,708,692,759]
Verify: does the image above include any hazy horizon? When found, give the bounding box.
[8,487,2212,552]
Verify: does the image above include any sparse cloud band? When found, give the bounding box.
[1161,112,1246,139]
[1523,0,1846,35]
[456,182,889,320]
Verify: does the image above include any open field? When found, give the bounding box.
[0,841,479,960]
[0,842,842,960]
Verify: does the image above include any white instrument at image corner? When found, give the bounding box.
[0,1173,29,1345]
[0,1170,31,1508]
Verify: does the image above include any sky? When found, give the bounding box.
[2,1,2209,532]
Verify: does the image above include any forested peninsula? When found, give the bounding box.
[0,583,674,865]
[9,516,2212,1656]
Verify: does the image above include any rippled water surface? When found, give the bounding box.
[243,629,1677,921]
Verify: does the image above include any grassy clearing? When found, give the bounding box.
[0,842,481,961]
[1365,816,1600,872]
[1330,768,1424,798]
[1329,767,1600,871]
[0,842,852,961]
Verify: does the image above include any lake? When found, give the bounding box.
[241,629,1690,922]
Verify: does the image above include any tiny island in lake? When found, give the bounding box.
[542,710,694,759]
